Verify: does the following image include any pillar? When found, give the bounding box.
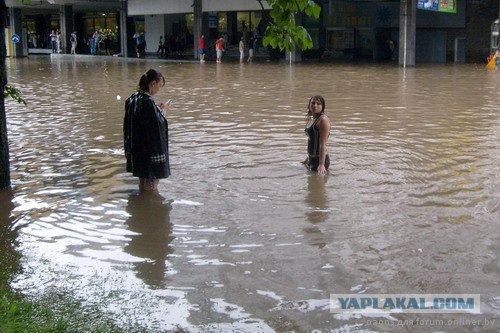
[8,7,23,58]
[60,5,73,54]
[119,2,129,57]
[399,0,416,67]
[285,12,303,63]
[193,0,202,60]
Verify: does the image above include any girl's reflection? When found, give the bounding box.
[304,175,329,249]
[124,192,173,287]
[305,174,329,224]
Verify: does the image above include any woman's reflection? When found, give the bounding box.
[124,192,173,288]
[305,174,329,224]
[304,175,329,248]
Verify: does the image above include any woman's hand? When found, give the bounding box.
[317,164,327,176]
[159,99,172,110]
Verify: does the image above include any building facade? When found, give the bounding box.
[4,0,499,64]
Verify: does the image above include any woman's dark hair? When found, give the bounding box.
[138,69,165,93]
[307,95,326,117]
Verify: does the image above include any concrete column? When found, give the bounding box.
[285,48,302,63]
[8,7,23,58]
[193,0,202,60]
[119,2,129,57]
[399,0,416,67]
[60,5,73,54]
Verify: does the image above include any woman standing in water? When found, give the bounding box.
[303,95,331,175]
[124,69,172,192]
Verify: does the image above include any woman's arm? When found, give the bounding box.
[317,116,331,175]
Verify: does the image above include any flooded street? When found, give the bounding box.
[2,56,500,332]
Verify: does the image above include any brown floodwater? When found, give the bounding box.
[2,55,500,332]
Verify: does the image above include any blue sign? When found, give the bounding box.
[208,15,218,29]
[11,34,20,44]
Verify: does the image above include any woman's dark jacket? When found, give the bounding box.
[124,91,170,179]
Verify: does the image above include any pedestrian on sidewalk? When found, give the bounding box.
[50,30,57,53]
[70,31,77,54]
[198,35,205,62]
[247,36,256,62]
[157,36,165,57]
[239,37,245,62]
[215,37,224,63]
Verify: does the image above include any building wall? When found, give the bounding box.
[128,0,270,16]
[465,0,499,62]
[144,15,165,53]
[128,0,191,15]
[164,14,188,38]
[416,30,447,62]
[8,0,499,63]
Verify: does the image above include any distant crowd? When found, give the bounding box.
[143,34,191,59]
[26,26,262,61]
[27,28,116,56]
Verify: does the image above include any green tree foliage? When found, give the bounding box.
[3,85,27,105]
[263,0,321,52]
[4,86,26,106]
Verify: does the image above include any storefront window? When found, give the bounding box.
[49,17,59,30]
[357,28,374,58]
[328,30,344,52]
[94,17,105,31]
[250,11,262,35]
[235,11,263,37]
[84,12,118,38]
[23,18,36,34]
[185,13,194,35]
[218,12,227,33]
[492,19,499,54]
[134,17,144,34]
[308,29,319,49]
[237,12,251,34]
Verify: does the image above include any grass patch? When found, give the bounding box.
[0,227,147,333]
[0,286,132,333]
[0,260,173,333]
[0,258,142,333]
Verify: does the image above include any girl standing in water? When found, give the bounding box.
[303,95,331,175]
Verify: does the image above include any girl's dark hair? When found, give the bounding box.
[138,69,165,93]
[307,95,326,116]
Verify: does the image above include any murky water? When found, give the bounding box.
[3,55,500,332]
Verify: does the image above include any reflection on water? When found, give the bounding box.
[124,192,173,288]
[305,174,329,224]
[2,56,500,332]
[0,191,19,275]
[304,175,330,249]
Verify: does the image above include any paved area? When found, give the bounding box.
[38,44,273,63]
